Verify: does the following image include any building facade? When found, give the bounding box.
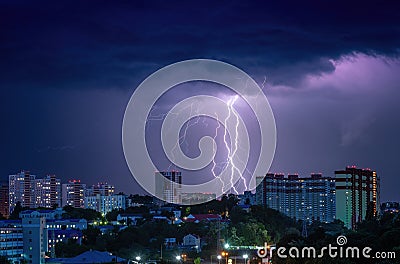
[0,220,23,263]
[9,172,62,214]
[256,173,336,223]
[155,171,182,204]
[84,194,126,215]
[9,171,36,213]
[35,175,61,208]
[22,213,47,264]
[86,183,115,196]
[0,182,9,218]
[335,166,380,229]
[62,180,86,208]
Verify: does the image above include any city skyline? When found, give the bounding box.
[1,1,400,201]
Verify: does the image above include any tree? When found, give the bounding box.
[0,255,11,264]
[194,257,201,264]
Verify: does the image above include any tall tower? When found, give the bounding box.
[155,171,182,204]
[22,212,47,264]
[0,182,9,218]
[62,180,86,208]
[9,171,36,213]
[335,166,380,229]
[35,175,61,208]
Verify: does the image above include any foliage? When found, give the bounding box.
[62,205,102,220]
[55,239,88,258]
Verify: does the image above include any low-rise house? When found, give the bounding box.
[183,234,201,252]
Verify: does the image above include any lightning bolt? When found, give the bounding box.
[146,94,251,195]
[223,95,248,194]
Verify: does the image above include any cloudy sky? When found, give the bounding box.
[1,0,399,201]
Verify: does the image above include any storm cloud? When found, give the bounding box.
[1,0,399,200]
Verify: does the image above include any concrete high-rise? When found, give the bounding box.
[22,213,47,264]
[155,171,182,204]
[0,182,9,218]
[9,171,36,213]
[256,173,336,223]
[86,183,115,197]
[35,175,61,208]
[335,166,380,229]
[62,180,86,208]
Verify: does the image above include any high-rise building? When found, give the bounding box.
[62,180,86,208]
[0,182,9,218]
[9,172,62,213]
[155,171,182,204]
[84,194,126,215]
[86,183,115,197]
[35,175,61,208]
[22,213,47,264]
[335,166,380,229]
[256,173,336,223]
[9,171,36,213]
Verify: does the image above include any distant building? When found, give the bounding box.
[22,213,47,264]
[46,218,88,230]
[48,229,83,252]
[238,191,256,206]
[335,166,380,229]
[9,171,36,213]
[116,213,143,225]
[20,208,64,220]
[9,171,62,214]
[183,214,222,223]
[155,171,182,204]
[62,180,86,208]
[181,192,217,205]
[0,182,9,218]
[256,173,336,223]
[35,175,61,208]
[183,234,201,252]
[86,183,115,197]
[0,220,23,263]
[381,202,400,214]
[84,194,126,215]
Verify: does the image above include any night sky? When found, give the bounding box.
[1,0,400,201]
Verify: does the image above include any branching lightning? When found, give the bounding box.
[146,94,250,194]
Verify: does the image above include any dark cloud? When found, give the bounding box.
[1,0,400,200]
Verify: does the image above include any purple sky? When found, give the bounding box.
[1,0,400,201]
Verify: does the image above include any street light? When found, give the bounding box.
[221,251,228,264]
[217,255,222,264]
[242,254,248,264]
[224,243,230,249]
[176,255,181,261]
[135,256,141,262]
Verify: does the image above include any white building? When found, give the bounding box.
[84,194,126,215]
[35,175,61,208]
[116,214,143,225]
[155,171,182,204]
[9,172,62,214]
[183,234,201,252]
[9,171,36,213]
[20,208,64,220]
